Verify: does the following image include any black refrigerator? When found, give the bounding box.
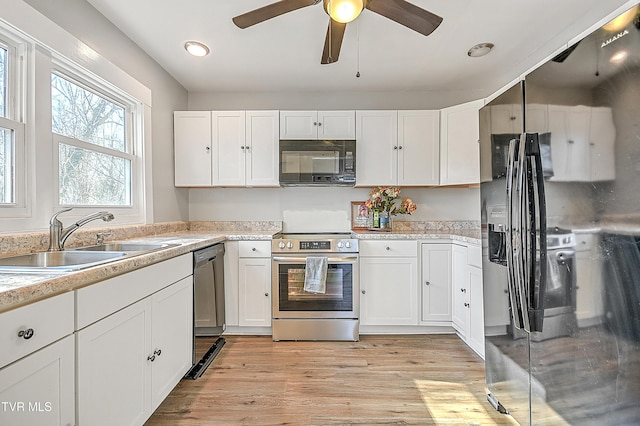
[480,4,640,425]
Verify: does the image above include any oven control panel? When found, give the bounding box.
[272,237,359,253]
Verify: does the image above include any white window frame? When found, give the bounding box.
[0,26,30,217]
[51,59,145,225]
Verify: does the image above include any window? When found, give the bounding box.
[51,72,136,207]
[0,36,26,209]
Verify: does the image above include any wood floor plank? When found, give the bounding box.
[146,335,519,425]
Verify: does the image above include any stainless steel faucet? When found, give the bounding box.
[48,208,115,251]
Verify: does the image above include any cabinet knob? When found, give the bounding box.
[17,328,34,339]
[362,290,366,294]
[147,354,156,362]
[386,246,391,251]
[205,146,211,152]
[425,281,430,286]
[265,292,269,297]
[252,247,257,251]
[568,139,575,144]
[313,122,318,126]
[245,146,250,151]
[464,302,470,308]
[393,146,398,150]
[398,146,403,150]
[461,288,467,293]
[154,349,162,357]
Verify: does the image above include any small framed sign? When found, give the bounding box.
[351,201,369,231]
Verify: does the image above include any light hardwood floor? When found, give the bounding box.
[146,335,519,425]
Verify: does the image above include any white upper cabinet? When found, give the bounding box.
[547,105,615,182]
[279,110,355,139]
[356,110,398,186]
[440,99,483,185]
[490,104,522,134]
[213,111,246,186]
[174,111,212,186]
[174,110,279,187]
[356,110,439,186]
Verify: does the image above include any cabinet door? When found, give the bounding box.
[356,110,398,186]
[238,258,272,327]
[174,111,212,186]
[318,110,355,139]
[279,111,318,139]
[212,111,246,186]
[490,104,521,134]
[440,100,482,185]
[421,244,452,322]
[360,256,418,325]
[467,266,485,357]
[451,244,469,333]
[588,107,615,181]
[246,110,279,186]
[0,335,74,426]
[398,110,440,186]
[548,105,591,181]
[150,277,193,410]
[77,298,151,426]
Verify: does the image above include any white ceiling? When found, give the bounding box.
[83,0,632,100]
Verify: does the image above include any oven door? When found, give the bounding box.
[271,254,359,319]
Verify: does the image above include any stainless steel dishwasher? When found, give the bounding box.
[185,243,226,379]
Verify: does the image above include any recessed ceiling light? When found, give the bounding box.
[610,50,628,64]
[184,41,210,57]
[467,43,494,58]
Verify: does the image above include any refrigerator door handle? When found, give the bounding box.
[525,133,547,332]
[515,133,531,332]
[506,136,527,330]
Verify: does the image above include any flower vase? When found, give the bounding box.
[379,210,390,230]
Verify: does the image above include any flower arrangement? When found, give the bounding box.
[364,186,417,216]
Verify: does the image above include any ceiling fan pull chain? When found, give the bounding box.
[356,19,361,77]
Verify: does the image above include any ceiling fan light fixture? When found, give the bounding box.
[468,43,494,57]
[184,41,210,57]
[326,0,364,24]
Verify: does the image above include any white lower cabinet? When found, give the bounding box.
[238,241,272,328]
[451,243,485,357]
[0,335,75,426]
[420,243,452,323]
[575,232,604,327]
[76,268,193,426]
[360,240,418,326]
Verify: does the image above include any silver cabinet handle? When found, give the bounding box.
[393,146,398,150]
[147,355,156,362]
[241,146,245,150]
[461,288,467,293]
[313,122,318,126]
[464,303,470,308]
[154,349,162,357]
[265,292,269,297]
[252,247,257,251]
[205,146,210,152]
[398,146,403,150]
[17,328,34,339]
[361,290,366,294]
[386,246,391,251]
[425,281,430,286]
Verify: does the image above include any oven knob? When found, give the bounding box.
[337,242,344,248]
[345,241,352,248]
[278,241,285,249]
[286,241,293,249]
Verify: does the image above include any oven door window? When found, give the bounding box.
[277,263,353,311]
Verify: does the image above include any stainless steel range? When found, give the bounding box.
[271,233,359,341]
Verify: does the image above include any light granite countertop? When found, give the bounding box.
[0,226,480,314]
[0,230,277,314]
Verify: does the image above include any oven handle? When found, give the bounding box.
[272,256,359,263]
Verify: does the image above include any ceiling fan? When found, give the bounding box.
[232,0,443,64]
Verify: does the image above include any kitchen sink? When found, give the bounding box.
[0,251,128,273]
[73,242,180,252]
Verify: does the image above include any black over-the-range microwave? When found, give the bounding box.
[278,139,356,186]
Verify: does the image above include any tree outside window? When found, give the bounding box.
[51,73,133,206]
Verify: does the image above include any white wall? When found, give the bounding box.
[24,0,190,224]
[189,187,480,232]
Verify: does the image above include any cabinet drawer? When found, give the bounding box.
[360,240,417,257]
[239,241,271,257]
[76,254,192,330]
[467,244,482,268]
[0,291,74,369]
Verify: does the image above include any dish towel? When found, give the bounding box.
[304,256,328,294]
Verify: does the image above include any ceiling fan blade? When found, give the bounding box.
[365,0,442,37]
[233,0,319,29]
[321,19,347,64]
